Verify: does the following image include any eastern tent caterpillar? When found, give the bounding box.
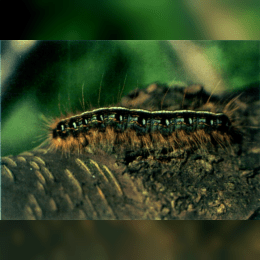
[46,84,241,155]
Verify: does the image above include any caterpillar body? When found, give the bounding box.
[49,106,239,154]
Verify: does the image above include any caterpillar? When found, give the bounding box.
[47,101,240,155]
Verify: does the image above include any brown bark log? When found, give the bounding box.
[2,82,260,219]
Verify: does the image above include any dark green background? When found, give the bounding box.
[12,0,260,40]
[2,40,260,156]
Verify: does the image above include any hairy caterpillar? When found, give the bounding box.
[46,84,242,155]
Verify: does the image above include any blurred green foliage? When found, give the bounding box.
[2,40,259,156]
[23,0,198,39]
[197,41,260,89]
[17,0,260,40]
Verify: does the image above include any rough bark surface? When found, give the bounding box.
[2,82,260,219]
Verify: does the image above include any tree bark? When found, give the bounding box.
[2,82,260,219]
